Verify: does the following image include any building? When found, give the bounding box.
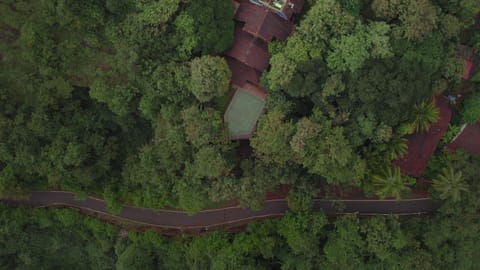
[392,96,452,177]
[457,45,479,80]
[223,0,304,139]
[248,0,304,20]
[224,26,270,72]
[447,123,480,156]
[236,1,296,42]
[224,83,267,139]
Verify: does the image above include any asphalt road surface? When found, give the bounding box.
[2,191,441,229]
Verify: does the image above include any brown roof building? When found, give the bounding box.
[392,96,452,177]
[224,0,303,139]
[225,26,270,72]
[235,1,295,42]
[246,0,304,20]
[226,57,262,87]
[447,123,480,156]
[457,45,479,80]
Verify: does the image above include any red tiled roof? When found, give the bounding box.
[235,0,295,42]
[232,0,240,13]
[225,26,270,71]
[447,123,480,156]
[463,60,473,79]
[226,57,262,88]
[476,13,480,29]
[242,81,268,99]
[393,96,452,177]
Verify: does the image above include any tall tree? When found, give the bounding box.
[432,168,468,202]
[371,166,415,199]
[461,91,480,124]
[189,56,231,103]
[410,99,440,132]
[251,111,295,165]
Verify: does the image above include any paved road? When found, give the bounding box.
[1,191,441,229]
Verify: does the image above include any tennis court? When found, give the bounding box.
[224,88,266,139]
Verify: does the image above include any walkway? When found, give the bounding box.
[2,191,441,230]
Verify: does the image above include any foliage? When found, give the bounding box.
[0,0,479,216]
[291,114,366,184]
[432,167,468,202]
[410,99,440,132]
[461,91,480,124]
[189,56,231,102]
[2,153,480,270]
[327,22,392,72]
[440,124,462,146]
[371,166,415,199]
[251,111,295,165]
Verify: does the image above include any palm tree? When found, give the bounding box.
[432,168,468,202]
[372,167,415,199]
[411,100,440,132]
[387,137,408,160]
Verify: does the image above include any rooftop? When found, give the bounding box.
[224,26,270,71]
[224,84,267,140]
[392,96,452,177]
[247,0,304,20]
[447,123,480,156]
[235,0,296,42]
[457,45,479,80]
[226,57,262,88]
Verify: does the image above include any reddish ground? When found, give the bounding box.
[447,123,480,156]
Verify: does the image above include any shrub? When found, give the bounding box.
[461,92,480,124]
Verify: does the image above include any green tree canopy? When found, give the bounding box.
[189,56,231,103]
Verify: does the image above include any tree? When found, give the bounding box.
[322,215,366,269]
[251,111,295,165]
[371,166,415,199]
[181,105,230,149]
[400,0,438,41]
[327,22,392,72]
[432,168,468,202]
[461,91,480,124]
[189,56,231,102]
[116,244,154,270]
[276,211,328,268]
[371,0,403,20]
[174,0,234,55]
[263,0,356,97]
[291,114,366,184]
[410,99,440,132]
[186,146,229,179]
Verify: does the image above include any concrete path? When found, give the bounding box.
[1,191,441,229]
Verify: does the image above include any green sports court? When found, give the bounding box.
[224,88,266,139]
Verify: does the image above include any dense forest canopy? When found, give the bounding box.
[0,0,479,210]
[1,0,480,268]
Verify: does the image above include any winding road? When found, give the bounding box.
[2,191,441,230]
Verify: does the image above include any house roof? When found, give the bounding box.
[224,26,270,71]
[235,0,296,42]
[476,13,480,29]
[392,96,452,177]
[232,0,240,13]
[463,60,473,79]
[457,45,479,79]
[248,0,304,20]
[447,123,480,156]
[224,84,267,140]
[226,57,262,88]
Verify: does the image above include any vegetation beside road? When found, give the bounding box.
[1,0,480,268]
[2,162,479,270]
